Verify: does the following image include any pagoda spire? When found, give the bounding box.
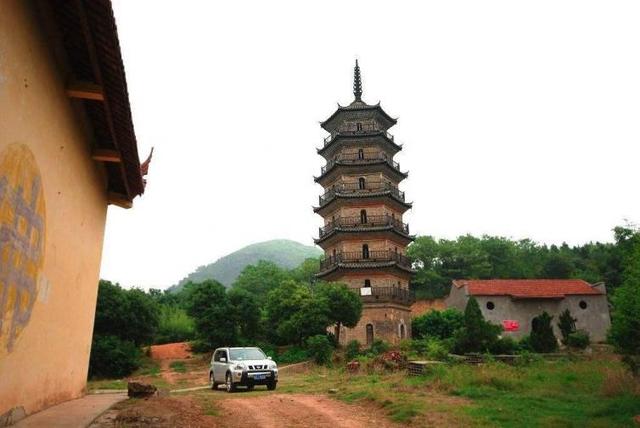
[353,59,363,101]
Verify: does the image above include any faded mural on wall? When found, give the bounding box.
[0,144,46,355]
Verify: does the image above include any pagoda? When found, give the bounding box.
[314,61,415,345]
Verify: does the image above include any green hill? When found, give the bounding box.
[170,239,322,291]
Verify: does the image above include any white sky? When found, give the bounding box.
[101,0,640,290]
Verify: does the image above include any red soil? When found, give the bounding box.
[149,342,192,360]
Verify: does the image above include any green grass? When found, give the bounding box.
[170,361,187,373]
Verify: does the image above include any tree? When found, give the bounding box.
[412,308,464,340]
[232,261,290,305]
[183,280,237,350]
[609,230,640,375]
[453,297,501,353]
[227,288,261,342]
[93,280,159,346]
[265,280,329,345]
[289,257,321,284]
[315,282,362,344]
[530,312,558,353]
[557,309,577,345]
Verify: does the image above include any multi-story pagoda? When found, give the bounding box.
[314,61,415,345]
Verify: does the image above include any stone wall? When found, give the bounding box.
[339,304,412,345]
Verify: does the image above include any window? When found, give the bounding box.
[358,149,364,160]
[358,177,366,190]
[364,279,371,288]
[579,300,588,310]
[332,248,337,259]
[400,324,406,339]
[362,244,369,259]
[214,350,227,362]
[486,301,495,310]
[366,324,374,345]
[360,209,367,224]
[356,122,363,131]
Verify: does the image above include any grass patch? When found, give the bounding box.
[170,361,187,373]
[87,379,128,391]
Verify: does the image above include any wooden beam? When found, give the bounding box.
[66,80,104,100]
[108,192,133,209]
[92,148,121,163]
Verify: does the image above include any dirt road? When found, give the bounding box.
[215,394,400,428]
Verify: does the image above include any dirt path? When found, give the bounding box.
[215,394,400,428]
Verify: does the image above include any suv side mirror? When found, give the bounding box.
[220,357,226,363]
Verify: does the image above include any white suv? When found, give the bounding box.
[209,347,278,392]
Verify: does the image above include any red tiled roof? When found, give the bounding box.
[452,279,603,299]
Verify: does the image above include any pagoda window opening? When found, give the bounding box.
[400,323,406,339]
[358,177,366,190]
[366,324,374,345]
[356,122,363,131]
[358,149,364,160]
[360,209,367,224]
[362,244,370,259]
[364,279,371,288]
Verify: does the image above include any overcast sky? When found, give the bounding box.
[101,0,640,290]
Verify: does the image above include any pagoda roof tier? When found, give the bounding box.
[318,130,402,158]
[321,101,397,134]
[314,184,412,216]
[316,250,416,280]
[315,154,407,186]
[315,215,414,247]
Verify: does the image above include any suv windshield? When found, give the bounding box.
[229,348,266,361]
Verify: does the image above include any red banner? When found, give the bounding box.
[502,320,520,331]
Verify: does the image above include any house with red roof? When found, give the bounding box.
[446,279,611,341]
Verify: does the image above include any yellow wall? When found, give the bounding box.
[0,0,108,418]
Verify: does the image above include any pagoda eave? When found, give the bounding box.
[314,162,408,186]
[316,263,416,281]
[313,194,412,216]
[315,227,414,248]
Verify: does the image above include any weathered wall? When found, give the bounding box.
[446,290,611,342]
[340,304,412,345]
[0,0,108,421]
[410,299,447,317]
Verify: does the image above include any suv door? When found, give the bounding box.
[213,349,228,382]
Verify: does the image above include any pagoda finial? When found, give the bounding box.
[353,59,363,101]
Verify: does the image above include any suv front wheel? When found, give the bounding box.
[267,381,277,391]
[225,372,236,393]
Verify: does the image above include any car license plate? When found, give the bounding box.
[255,374,265,380]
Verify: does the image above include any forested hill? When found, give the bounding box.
[170,239,322,291]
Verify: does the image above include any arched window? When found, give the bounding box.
[366,324,374,345]
[400,323,406,339]
[358,177,366,190]
[332,248,337,259]
[356,122,363,131]
[362,244,369,259]
[358,148,364,160]
[360,209,367,224]
[364,279,371,288]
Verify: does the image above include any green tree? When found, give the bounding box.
[412,308,464,340]
[557,309,577,345]
[183,280,237,350]
[265,280,329,345]
[453,297,501,353]
[232,261,290,305]
[227,288,261,341]
[306,334,333,365]
[289,257,321,284]
[315,282,362,344]
[530,312,558,353]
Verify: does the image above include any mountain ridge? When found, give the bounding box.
[169,239,322,292]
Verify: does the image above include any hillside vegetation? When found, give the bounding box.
[170,239,322,291]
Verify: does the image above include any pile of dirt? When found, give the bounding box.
[149,342,192,360]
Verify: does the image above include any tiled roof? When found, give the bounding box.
[452,279,604,299]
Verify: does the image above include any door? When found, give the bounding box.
[213,349,228,382]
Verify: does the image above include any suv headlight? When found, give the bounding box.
[269,363,277,370]
[234,363,245,371]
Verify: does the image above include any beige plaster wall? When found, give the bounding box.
[0,0,108,419]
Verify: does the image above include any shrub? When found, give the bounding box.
[89,335,141,378]
[306,335,333,365]
[453,297,501,354]
[518,335,533,352]
[369,339,390,356]
[557,309,577,345]
[426,338,450,360]
[412,309,464,340]
[155,306,195,344]
[189,339,211,354]
[276,346,310,364]
[530,312,558,353]
[490,337,520,355]
[345,340,361,361]
[566,330,590,349]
